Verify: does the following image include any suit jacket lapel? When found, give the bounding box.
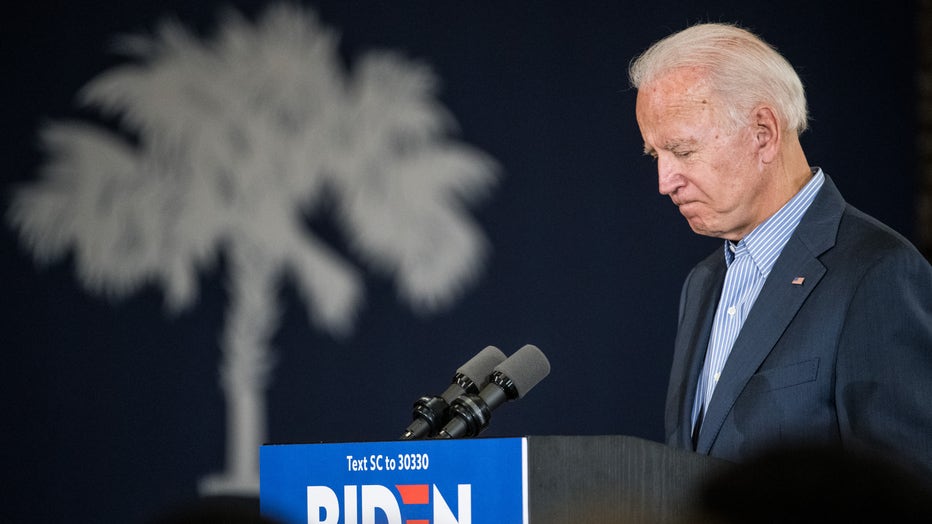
[694,175,845,453]
[667,257,724,448]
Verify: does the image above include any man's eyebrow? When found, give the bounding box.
[643,139,694,156]
[663,139,693,150]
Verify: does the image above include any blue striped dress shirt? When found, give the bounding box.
[692,168,825,432]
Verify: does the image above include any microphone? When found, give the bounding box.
[438,344,550,439]
[400,345,507,440]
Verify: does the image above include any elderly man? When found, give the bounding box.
[629,23,932,481]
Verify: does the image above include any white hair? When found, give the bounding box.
[629,23,808,135]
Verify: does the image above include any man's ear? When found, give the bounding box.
[753,105,781,164]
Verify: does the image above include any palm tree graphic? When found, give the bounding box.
[7,4,497,494]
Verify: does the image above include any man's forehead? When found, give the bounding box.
[636,68,724,137]
[638,69,715,110]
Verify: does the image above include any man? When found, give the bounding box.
[629,23,932,481]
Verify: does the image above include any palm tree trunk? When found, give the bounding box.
[200,248,278,495]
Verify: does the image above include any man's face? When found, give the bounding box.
[635,68,772,241]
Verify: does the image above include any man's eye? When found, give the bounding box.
[673,150,693,158]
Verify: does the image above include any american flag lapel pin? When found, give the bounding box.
[791,276,805,285]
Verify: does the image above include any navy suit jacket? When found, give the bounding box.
[665,175,932,480]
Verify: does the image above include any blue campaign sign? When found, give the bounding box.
[260,437,527,524]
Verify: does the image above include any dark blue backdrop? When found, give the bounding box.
[2,1,919,522]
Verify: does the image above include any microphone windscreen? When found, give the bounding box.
[457,345,508,385]
[495,344,550,398]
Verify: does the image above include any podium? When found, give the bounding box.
[260,435,728,524]
[526,435,726,523]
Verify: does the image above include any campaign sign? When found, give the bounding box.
[260,437,528,524]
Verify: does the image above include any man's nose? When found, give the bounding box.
[657,157,683,195]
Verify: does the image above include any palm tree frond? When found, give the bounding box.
[338,147,496,313]
[285,233,364,337]
[350,52,453,147]
[10,122,160,295]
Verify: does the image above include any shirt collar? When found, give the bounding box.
[723,168,825,276]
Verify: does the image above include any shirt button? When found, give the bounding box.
[727,306,737,316]
[713,372,721,382]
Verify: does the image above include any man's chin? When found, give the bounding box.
[684,217,719,239]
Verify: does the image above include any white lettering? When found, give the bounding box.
[361,485,402,524]
[307,483,472,524]
[434,484,471,524]
[346,455,368,471]
[307,486,339,524]
[344,485,358,524]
